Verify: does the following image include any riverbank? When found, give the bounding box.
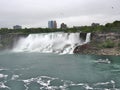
[74,43,120,56]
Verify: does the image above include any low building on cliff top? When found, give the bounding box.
[91,23,100,27]
[60,23,67,29]
[13,25,22,29]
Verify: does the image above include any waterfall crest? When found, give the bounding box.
[13,32,91,54]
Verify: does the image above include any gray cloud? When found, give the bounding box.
[0,0,120,28]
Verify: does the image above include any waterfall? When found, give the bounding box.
[85,33,91,43]
[13,32,91,54]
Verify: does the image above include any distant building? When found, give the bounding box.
[60,23,67,29]
[91,23,100,27]
[48,20,57,29]
[13,25,22,29]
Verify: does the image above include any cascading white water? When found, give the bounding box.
[85,33,91,43]
[13,32,91,54]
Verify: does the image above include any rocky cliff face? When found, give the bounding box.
[74,32,120,55]
[92,32,120,42]
[0,34,28,50]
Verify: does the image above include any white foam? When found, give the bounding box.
[0,74,8,79]
[111,80,115,84]
[84,84,93,90]
[94,58,111,64]
[11,75,19,80]
[95,82,110,86]
[21,76,93,90]
[0,82,10,89]
[0,69,5,71]
[23,78,37,84]
[0,67,8,71]
[21,76,119,90]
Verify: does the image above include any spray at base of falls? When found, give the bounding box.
[13,32,91,54]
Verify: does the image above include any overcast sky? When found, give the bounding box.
[0,0,120,28]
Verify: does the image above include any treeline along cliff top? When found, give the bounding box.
[0,21,120,34]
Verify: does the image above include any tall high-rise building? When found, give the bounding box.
[48,20,57,29]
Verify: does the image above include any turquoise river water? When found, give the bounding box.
[0,51,120,90]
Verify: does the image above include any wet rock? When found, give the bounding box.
[73,44,89,54]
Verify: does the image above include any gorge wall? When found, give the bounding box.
[0,34,28,50]
[0,32,120,55]
[74,32,120,55]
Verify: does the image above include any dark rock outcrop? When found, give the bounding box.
[80,33,87,41]
[73,44,90,54]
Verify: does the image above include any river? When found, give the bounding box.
[0,51,120,90]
